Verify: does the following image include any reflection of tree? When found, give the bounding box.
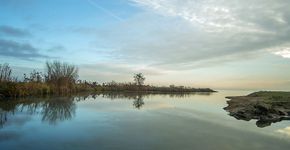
[0,101,18,128]
[0,96,77,128]
[133,94,144,109]
[96,91,210,99]
[0,109,8,128]
[41,97,76,125]
[95,91,211,109]
[0,91,212,128]
[169,92,212,98]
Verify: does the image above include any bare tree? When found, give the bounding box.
[133,73,145,86]
[24,70,44,83]
[45,61,78,93]
[0,63,12,83]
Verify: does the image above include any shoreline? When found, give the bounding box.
[0,88,217,100]
[224,91,290,127]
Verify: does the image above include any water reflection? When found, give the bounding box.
[96,92,146,109]
[132,94,145,109]
[225,111,290,128]
[0,110,8,128]
[256,118,290,128]
[277,126,290,136]
[41,97,76,125]
[0,92,211,128]
[92,92,212,100]
[91,92,211,109]
[0,96,77,127]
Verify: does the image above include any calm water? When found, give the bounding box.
[0,90,290,150]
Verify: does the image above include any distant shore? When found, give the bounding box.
[0,61,216,99]
[0,85,216,99]
[224,91,290,128]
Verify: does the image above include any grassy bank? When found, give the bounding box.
[0,61,216,99]
[226,91,290,102]
[247,91,290,101]
[0,81,216,98]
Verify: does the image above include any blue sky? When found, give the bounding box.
[1,0,290,90]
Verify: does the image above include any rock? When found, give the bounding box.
[224,93,290,128]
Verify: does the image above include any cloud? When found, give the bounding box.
[86,0,124,21]
[0,39,49,60]
[47,45,66,52]
[79,62,167,82]
[0,25,31,37]
[273,49,290,58]
[130,0,290,32]
[88,0,290,70]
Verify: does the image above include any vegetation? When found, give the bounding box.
[46,61,78,94]
[0,61,216,99]
[0,63,12,82]
[134,73,145,87]
[247,91,290,101]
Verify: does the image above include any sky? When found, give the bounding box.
[0,0,290,90]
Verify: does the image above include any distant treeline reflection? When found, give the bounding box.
[0,92,211,128]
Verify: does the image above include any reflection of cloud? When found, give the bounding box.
[0,131,21,141]
[0,110,32,129]
[277,126,290,136]
[144,103,174,110]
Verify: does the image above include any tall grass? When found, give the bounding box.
[0,61,81,98]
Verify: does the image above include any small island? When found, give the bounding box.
[224,91,290,128]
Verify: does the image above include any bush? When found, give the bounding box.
[46,61,78,94]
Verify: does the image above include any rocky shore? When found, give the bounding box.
[224,91,290,128]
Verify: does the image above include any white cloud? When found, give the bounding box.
[272,48,290,58]
[114,0,290,68]
[130,0,288,33]
[79,0,290,88]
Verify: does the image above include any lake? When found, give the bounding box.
[0,90,290,150]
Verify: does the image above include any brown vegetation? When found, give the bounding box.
[0,61,215,99]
